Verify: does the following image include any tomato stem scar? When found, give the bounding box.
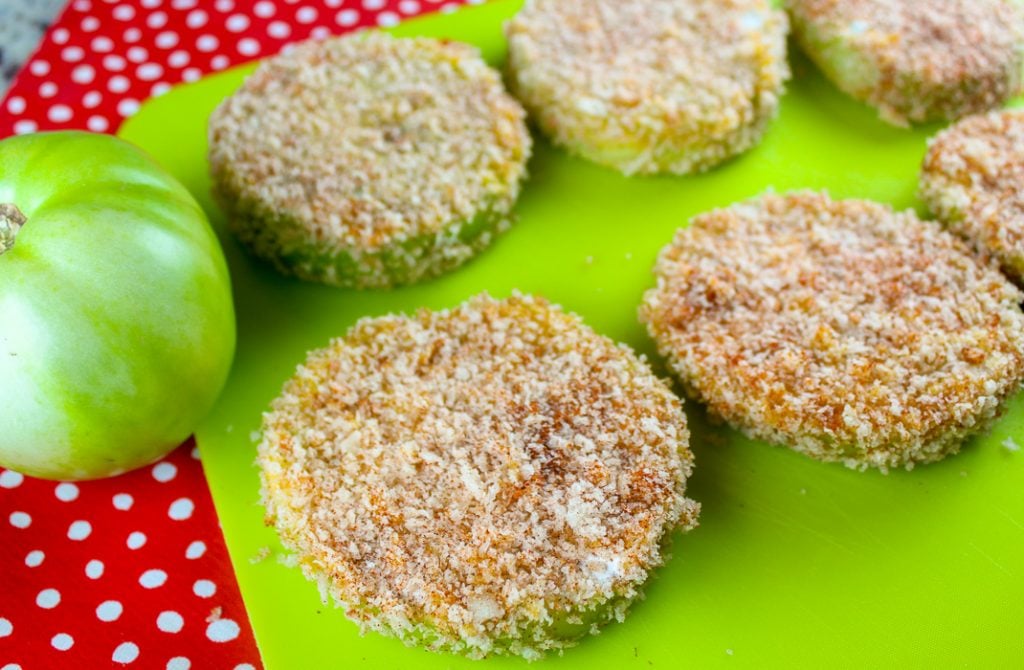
[0,203,26,256]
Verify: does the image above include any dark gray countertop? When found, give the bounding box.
[1,0,66,94]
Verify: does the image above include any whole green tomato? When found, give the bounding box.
[0,131,235,480]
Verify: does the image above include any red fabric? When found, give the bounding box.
[0,1,470,668]
[1,444,260,669]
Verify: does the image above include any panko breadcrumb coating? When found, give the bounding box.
[259,293,699,659]
[641,192,1024,471]
[786,0,1024,126]
[505,0,789,176]
[208,33,530,288]
[921,109,1024,282]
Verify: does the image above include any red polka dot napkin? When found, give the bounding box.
[1,444,260,669]
[0,1,470,668]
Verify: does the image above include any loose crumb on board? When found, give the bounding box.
[249,546,271,564]
[1002,437,1021,452]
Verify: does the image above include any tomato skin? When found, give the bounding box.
[0,131,236,480]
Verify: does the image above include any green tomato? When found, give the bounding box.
[0,131,235,480]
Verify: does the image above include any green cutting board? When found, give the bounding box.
[120,1,1024,667]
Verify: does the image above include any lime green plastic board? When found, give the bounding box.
[120,1,1024,667]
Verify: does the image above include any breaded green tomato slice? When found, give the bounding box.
[259,293,699,659]
[641,192,1024,471]
[786,0,1024,126]
[208,33,530,289]
[921,109,1024,282]
[505,0,789,176]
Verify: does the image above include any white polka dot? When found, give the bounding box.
[140,569,168,589]
[0,618,11,637]
[336,9,359,26]
[137,63,163,81]
[225,14,249,32]
[127,46,149,64]
[172,0,197,9]
[9,511,31,528]
[51,633,74,651]
[182,68,202,82]
[377,11,400,27]
[108,75,131,94]
[237,38,260,57]
[152,462,177,482]
[81,16,100,31]
[55,482,80,501]
[13,120,37,135]
[205,618,240,643]
[211,55,229,70]
[267,20,291,38]
[103,54,126,71]
[39,81,58,98]
[254,1,274,18]
[185,540,207,559]
[156,31,179,49]
[124,27,142,42]
[141,0,161,7]
[74,0,92,11]
[62,46,85,63]
[113,493,134,510]
[87,115,110,132]
[113,4,136,20]
[215,0,234,10]
[67,519,91,540]
[192,579,216,598]
[325,0,343,6]
[0,470,23,488]
[296,6,318,23]
[187,10,209,30]
[127,531,147,549]
[167,658,191,670]
[235,665,255,670]
[168,497,195,521]
[310,26,331,40]
[441,3,460,14]
[96,600,123,622]
[85,559,105,579]
[92,36,114,53]
[152,82,172,97]
[72,64,95,84]
[157,610,184,633]
[0,663,18,670]
[112,641,139,664]
[48,104,73,123]
[51,28,69,44]
[25,550,45,567]
[147,11,168,29]
[29,60,50,76]
[191,445,201,460]
[399,0,420,14]
[36,588,60,609]
[168,50,190,68]
[363,0,385,10]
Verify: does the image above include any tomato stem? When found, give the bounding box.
[0,203,26,256]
